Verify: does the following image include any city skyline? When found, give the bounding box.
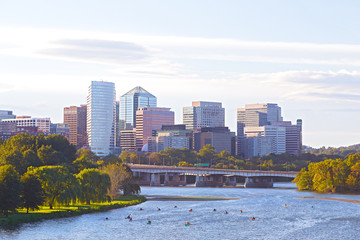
[1,1,360,147]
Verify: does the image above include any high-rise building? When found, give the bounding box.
[135,107,174,151]
[63,105,87,148]
[119,86,157,130]
[0,110,16,121]
[116,101,120,147]
[237,103,283,156]
[87,81,116,156]
[237,103,282,129]
[244,125,286,155]
[119,129,137,152]
[272,120,302,156]
[2,116,51,133]
[193,127,233,154]
[183,101,225,130]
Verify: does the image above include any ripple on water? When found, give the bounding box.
[1,185,360,240]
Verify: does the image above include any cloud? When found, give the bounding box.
[39,39,150,64]
[257,70,360,102]
[3,27,360,68]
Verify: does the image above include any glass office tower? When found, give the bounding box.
[119,86,157,130]
[87,81,116,156]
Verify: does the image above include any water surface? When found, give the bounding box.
[1,183,360,240]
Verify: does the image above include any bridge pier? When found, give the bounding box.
[244,177,273,188]
[164,173,187,186]
[134,172,151,185]
[225,176,237,186]
[195,174,223,187]
[150,173,161,186]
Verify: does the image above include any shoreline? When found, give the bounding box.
[297,197,360,204]
[0,196,146,229]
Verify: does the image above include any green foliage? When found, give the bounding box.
[304,144,360,158]
[21,172,45,213]
[0,150,26,174]
[346,162,360,191]
[28,166,78,209]
[119,151,132,163]
[0,133,76,173]
[72,156,98,173]
[43,134,76,164]
[0,165,22,217]
[101,163,140,197]
[198,144,218,166]
[102,154,120,165]
[76,149,99,162]
[293,154,360,193]
[76,169,111,204]
[0,195,146,227]
[37,145,64,165]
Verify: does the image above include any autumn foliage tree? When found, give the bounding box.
[293,154,360,193]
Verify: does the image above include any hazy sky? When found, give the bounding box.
[1,1,360,147]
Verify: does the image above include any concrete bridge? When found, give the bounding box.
[126,164,298,188]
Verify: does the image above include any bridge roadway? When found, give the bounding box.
[127,164,298,188]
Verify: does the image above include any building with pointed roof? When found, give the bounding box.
[119,86,157,130]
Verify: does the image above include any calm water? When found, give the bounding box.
[1,183,360,240]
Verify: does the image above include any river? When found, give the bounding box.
[1,183,360,240]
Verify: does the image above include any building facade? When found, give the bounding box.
[119,129,137,152]
[135,107,174,151]
[2,116,51,133]
[183,101,225,130]
[0,121,40,141]
[244,125,286,156]
[148,125,192,152]
[0,110,16,122]
[272,120,302,156]
[63,105,87,148]
[50,123,70,139]
[237,103,283,156]
[119,86,157,130]
[193,127,233,154]
[87,81,116,156]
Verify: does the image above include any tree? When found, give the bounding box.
[76,169,111,204]
[102,163,140,198]
[120,165,141,196]
[28,166,77,209]
[72,156,98,173]
[37,145,64,166]
[0,149,26,174]
[44,134,76,164]
[293,168,313,190]
[198,144,218,166]
[76,149,99,163]
[0,165,22,217]
[21,172,45,213]
[102,154,120,165]
[23,149,42,170]
[346,162,360,191]
[119,151,132,163]
[149,152,161,165]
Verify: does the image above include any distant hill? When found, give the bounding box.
[303,144,360,157]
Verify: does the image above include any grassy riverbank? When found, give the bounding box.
[0,195,146,228]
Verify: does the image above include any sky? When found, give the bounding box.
[1,0,360,148]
